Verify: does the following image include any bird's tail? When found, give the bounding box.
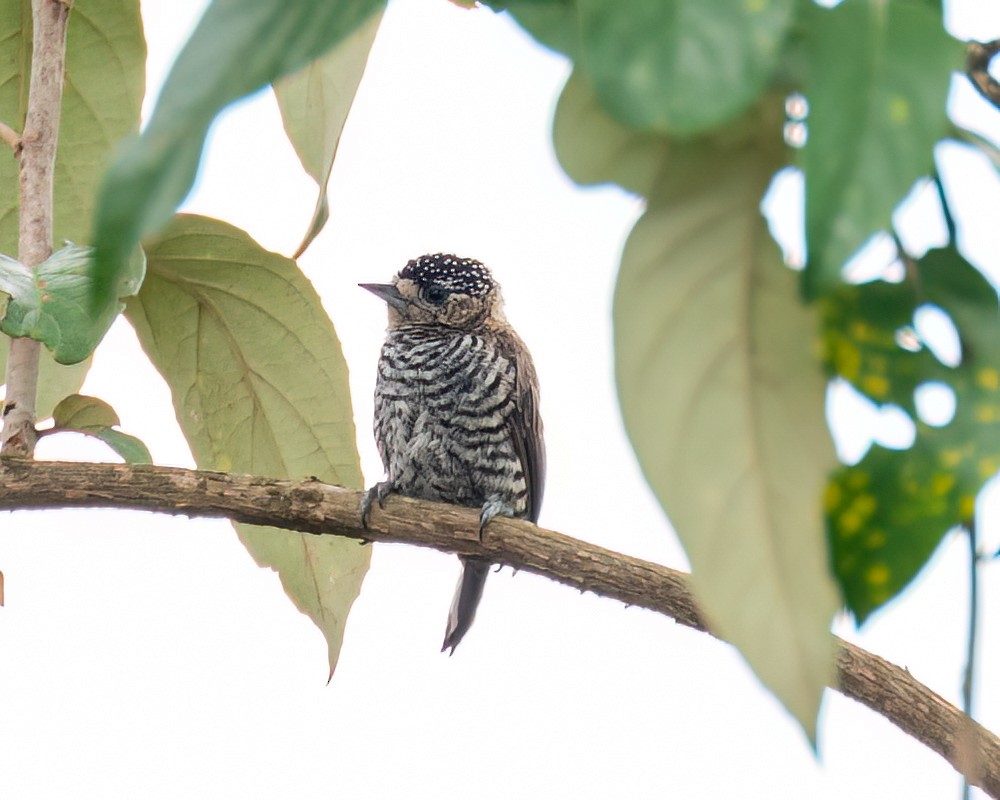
[441,557,490,654]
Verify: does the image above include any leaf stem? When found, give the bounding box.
[2,0,71,456]
[0,121,21,154]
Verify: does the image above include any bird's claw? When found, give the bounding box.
[478,498,515,540]
[360,481,394,529]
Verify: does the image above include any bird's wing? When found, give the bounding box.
[498,329,545,523]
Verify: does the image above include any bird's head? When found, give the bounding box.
[361,253,504,330]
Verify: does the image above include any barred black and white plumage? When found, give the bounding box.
[360,253,545,653]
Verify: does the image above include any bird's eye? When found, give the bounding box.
[422,284,450,306]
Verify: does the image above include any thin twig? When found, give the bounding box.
[0,121,21,155]
[0,458,999,796]
[961,523,980,800]
[2,0,71,457]
[967,41,1000,110]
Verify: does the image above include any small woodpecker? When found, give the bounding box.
[360,253,545,653]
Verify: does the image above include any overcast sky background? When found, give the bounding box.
[2,0,1000,797]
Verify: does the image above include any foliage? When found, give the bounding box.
[0,0,380,676]
[0,0,995,744]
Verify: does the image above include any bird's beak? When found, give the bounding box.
[360,283,408,312]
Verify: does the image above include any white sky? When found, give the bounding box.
[2,0,1000,798]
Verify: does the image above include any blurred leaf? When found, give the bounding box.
[576,0,794,134]
[615,99,838,739]
[820,278,936,415]
[0,0,145,253]
[499,0,579,59]
[52,393,119,429]
[91,0,385,313]
[829,248,1000,619]
[274,11,382,258]
[801,0,960,297]
[552,69,668,196]
[0,243,144,364]
[127,214,368,676]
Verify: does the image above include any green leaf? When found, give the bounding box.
[576,0,794,134]
[552,69,668,196]
[0,243,144,364]
[499,0,579,59]
[801,0,960,297]
[614,99,838,739]
[86,427,152,464]
[828,248,1000,619]
[274,11,382,259]
[52,393,119,429]
[820,278,936,415]
[91,0,385,311]
[0,0,145,253]
[48,393,152,463]
[126,214,368,676]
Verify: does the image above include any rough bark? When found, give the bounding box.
[0,458,997,795]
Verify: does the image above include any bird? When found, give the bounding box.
[360,253,545,653]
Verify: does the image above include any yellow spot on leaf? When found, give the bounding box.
[960,494,976,519]
[888,96,910,124]
[839,509,863,536]
[847,471,870,490]
[979,457,998,479]
[940,449,962,468]
[931,473,955,495]
[744,0,766,11]
[977,368,1000,390]
[975,404,999,423]
[862,374,889,399]
[851,493,876,521]
[866,530,886,549]
[836,340,861,381]
[866,564,890,586]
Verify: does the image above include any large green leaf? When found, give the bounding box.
[91,0,385,311]
[801,0,960,297]
[828,248,1000,619]
[274,11,382,259]
[575,0,794,134]
[0,0,145,253]
[126,214,369,676]
[615,100,838,739]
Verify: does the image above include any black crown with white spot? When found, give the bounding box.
[399,253,494,298]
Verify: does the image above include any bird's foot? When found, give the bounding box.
[478,498,515,540]
[360,481,394,528]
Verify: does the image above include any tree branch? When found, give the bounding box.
[2,0,71,457]
[967,40,1000,111]
[1,458,998,796]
